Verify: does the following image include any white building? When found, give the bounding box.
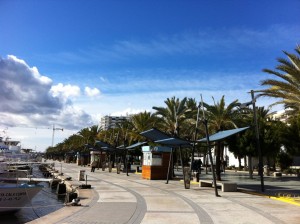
[100,115,131,130]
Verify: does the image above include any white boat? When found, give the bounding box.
[0,135,44,212]
[0,136,31,178]
[0,136,21,153]
[0,182,43,212]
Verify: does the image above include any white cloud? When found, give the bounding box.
[50,83,81,101]
[7,55,52,84]
[0,55,94,131]
[84,86,101,97]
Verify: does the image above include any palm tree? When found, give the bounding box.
[130,111,160,140]
[153,96,190,137]
[204,96,240,180]
[259,45,300,114]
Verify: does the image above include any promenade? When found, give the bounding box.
[28,161,300,224]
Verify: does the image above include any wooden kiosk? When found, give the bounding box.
[142,146,172,180]
[90,150,106,168]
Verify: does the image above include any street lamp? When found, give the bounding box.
[241,90,264,192]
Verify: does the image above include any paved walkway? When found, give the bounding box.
[28,161,300,224]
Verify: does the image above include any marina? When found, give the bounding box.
[0,135,65,223]
[0,164,65,223]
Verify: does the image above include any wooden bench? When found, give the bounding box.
[199,179,237,192]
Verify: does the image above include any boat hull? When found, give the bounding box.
[0,183,43,212]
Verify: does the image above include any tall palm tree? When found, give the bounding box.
[153,96,189,137]
[204,96,240,180]
[77,125,99,150]
[130,111,160,139]
[259,45,300,114]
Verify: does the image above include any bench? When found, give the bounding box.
[199,180,237,192]
[273,172,282,177]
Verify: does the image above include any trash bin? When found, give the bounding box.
[78,170,85,181]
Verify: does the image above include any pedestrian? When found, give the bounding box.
[199,159,202,174]
[91,160,97,172]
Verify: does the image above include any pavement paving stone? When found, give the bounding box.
[27,161,300,224]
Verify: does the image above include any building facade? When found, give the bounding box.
[100,115,131,130]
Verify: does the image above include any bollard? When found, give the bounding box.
[65,192,78,203]
[56,183,66,197]
[50,179,60,189]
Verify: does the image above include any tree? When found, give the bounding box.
[259,45,300,114]
[130,111,160,141]
[227,106,284,176]
[203,96,240,180]
[77,125,99,149]
[280,115,300,156]
[153,96,190,137]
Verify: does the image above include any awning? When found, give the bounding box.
[126,141,147,150]
[140,128,171,141]
[198,127,249,142]
[140,128,192,147]
[95,140,118,152]
[95,140,112,148]
[155,138,192,147]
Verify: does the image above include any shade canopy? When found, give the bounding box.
[95,140,117,152]
[126,141,147,150]
[155,138,192,147]
[95,140,112,148]
[198,127,249,142]
[140,128,171,141]
[140,128,192,147]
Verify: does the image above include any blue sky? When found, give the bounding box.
[0,0,299,151]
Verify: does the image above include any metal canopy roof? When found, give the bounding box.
[140,128,192,147]
[198,127,249,142]
[126,141,147,150]
[95,140,112,148]
[140,128,171,141]
[155,138,192,147]
[95,140,117,152]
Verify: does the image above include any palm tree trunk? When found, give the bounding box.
[244,157,247,171]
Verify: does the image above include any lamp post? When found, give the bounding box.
[251,90,265,192]
[190,102,201,177]
[241,90,264,192]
